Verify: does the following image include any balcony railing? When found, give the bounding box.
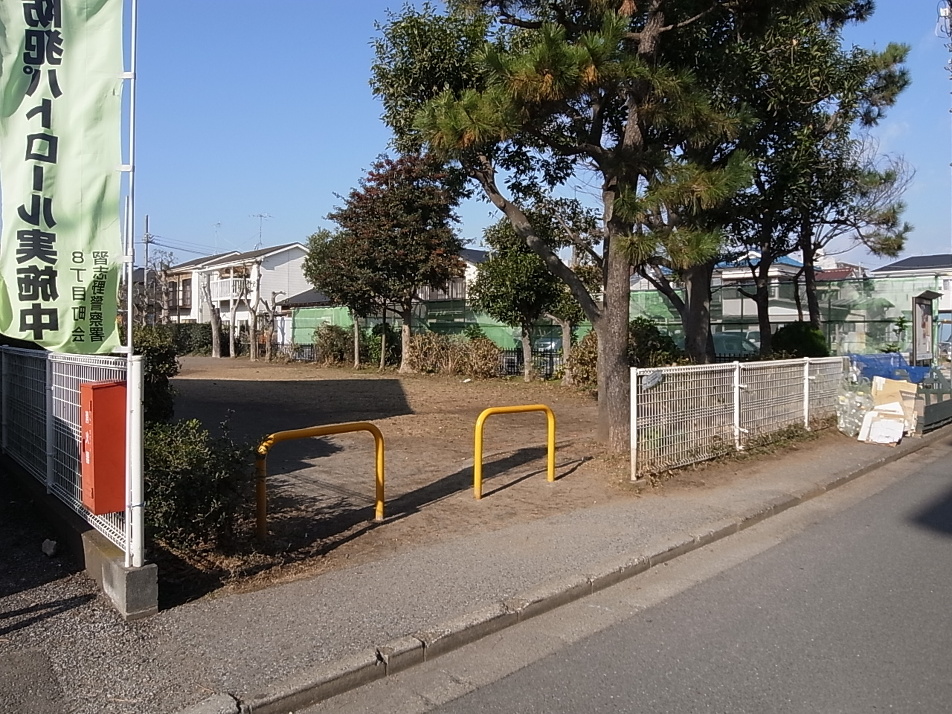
[210,278,249,301]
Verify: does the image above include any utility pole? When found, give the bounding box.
[250,213,271,250]
[142,214,153,325]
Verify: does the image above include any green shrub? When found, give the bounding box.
[566,331,599,391]
[628,317,685,367]
[134,326,180,423]
[772,322,830,358]
[144,418,254,550]
[313,324,352,364]
[566,319,685,391]
[170,323,220,355]
[364,322,401,367]
[462,324,487,341]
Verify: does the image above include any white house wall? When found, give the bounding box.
[259,250,309,306]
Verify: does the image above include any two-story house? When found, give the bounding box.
[166,244,309,331]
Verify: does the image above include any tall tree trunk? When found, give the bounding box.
[399,302,414,374]
[379,309,387,370]
[753,262,773,356]
[681,260,716,364]
[520,321,533,382]
[228,299,239,359]
[352,312,361,369]
[200,275,222,358]
[799,218,822,329]
[546,314,575,386]
[792,269,804,322]
[595,221,632,452]
[249,310,258,362]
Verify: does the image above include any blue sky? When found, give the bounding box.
[133,1,952,268]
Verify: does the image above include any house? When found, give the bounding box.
[869,254,952,315]
[415,247,488,301]
[166,244,309,330]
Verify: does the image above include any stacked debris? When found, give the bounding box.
[838,357,919,446]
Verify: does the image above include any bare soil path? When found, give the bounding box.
[169,356,831,597]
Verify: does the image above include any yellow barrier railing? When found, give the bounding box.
[256,422,385,541]
[473,404,556,500]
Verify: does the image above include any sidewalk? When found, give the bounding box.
[2,427,949,714]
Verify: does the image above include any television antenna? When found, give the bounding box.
[250,213,271,250]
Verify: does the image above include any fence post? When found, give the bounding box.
[803,357,811,430]
[733,361,742,451]
[126,355,145,568]
[630,367,639,481]
[45,356,55,494]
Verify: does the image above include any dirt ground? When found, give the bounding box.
[166,355,831,602]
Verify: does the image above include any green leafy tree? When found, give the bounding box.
[372,0,864,451]
[321,153,465,373]
[715,15,910,347]
[470,214,566,381]
[303,228,379,368]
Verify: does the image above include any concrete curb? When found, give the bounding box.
[179,428,948,714]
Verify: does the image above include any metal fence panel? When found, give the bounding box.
[50,353,127,547]
[1,347,127,549]
[632,357,846,478]
[2,349,48,480]
[632,363,735,476]
[739,359,806,440]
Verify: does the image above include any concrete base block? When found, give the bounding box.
[81,530,158,621]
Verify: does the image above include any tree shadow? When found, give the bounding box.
[156,446,588,605]
[172,378,414,473]
[909,483,952,538]
[0,594,96,637]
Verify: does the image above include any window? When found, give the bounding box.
[168,281,178,308]
[181,278,192,308]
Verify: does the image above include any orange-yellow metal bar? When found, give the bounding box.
[473,404,556,500]
[256,421,385,541]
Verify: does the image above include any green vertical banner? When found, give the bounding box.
[0,0,123,353]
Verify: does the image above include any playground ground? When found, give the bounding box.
[169,356,834,601]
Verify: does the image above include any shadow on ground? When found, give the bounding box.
[157,447,589,606]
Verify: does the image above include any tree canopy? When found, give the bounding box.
[371,0,909,450]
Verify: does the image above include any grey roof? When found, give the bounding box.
[203,243,304,267]
[280,288,332,308]
[460,248,488,265]
[171,251,240,271]
[872,254,952,272]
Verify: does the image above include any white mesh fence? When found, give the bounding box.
[632,357,847,478]
[1,347,128,549]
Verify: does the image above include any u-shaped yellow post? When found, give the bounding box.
[473,404,556,499]
[256,421,385,541]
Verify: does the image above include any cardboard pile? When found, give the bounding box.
[856,376,918,446]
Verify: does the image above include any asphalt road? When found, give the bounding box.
[310,442,952,714]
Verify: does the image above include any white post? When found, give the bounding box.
[803,357,811,430]
[733,361,743,451]
[125,355,145,568]
[122,0,142,569]
[630,367,639,481]
[45,357,55,493]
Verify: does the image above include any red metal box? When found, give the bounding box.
[80,381,127,515]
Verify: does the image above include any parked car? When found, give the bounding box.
[713,332,759,357]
